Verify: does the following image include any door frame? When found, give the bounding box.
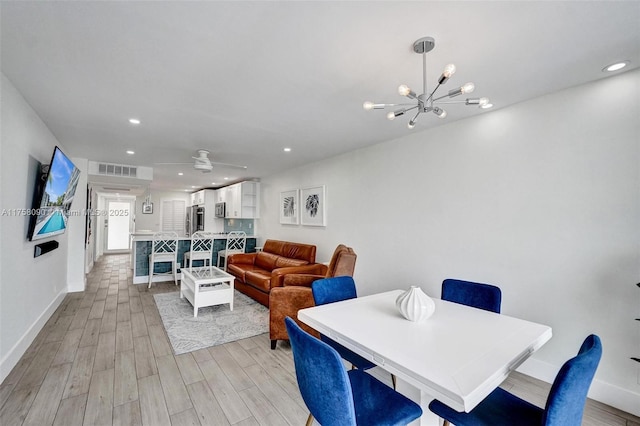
[103,196,136,254]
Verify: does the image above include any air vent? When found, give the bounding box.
[97,163,137,178]
[102,187,131,192]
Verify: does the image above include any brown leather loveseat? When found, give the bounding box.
[227,239,318,306]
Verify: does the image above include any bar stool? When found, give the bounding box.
[217,231,246,271]
[183,231,214,269]
[148,231,178,288]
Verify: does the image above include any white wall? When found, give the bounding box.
[0,74,69,381]
[259,69,640,414]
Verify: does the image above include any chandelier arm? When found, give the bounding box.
[382,103,418,108]
[426,83,442,104]
[432,93,456,102]
[432,100,469,104]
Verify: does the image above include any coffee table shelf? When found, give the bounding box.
[180,266,235,317]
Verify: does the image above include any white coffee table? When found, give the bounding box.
[180,266,235,317]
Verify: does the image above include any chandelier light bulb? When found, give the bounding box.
[461,82,475,94]
[434,107,447,119]
[478,97,493,109]
[443,64,456,78]
[363,101,374,111]
[398,84,411,96]
[387,111,396,121]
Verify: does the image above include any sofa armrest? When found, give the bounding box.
[283,274,326,287]
[228,252,256,265]
[270,264,326,288]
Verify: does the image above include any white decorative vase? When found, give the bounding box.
[396,286,436,322]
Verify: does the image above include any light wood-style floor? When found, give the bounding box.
[1,254,638,426]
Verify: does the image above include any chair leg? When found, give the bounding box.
[270,340,277,350]
[148,261,153,289]
[173,261,178,285]
[305,413,314,426]
[443,421,450,426]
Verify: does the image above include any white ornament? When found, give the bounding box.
[396,286,436,322]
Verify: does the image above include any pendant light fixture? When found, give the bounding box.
[363,37,492,129]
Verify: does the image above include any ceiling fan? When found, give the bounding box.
[155,150,247,173]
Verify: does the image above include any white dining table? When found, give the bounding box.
[298,289,552,426]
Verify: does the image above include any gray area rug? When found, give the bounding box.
[154,290,268,355]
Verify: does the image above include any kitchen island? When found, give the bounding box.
[130,233,257,284]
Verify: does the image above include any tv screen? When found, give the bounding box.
[27,146,81,241]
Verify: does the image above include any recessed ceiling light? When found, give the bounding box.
[126,150,135,155]
[224,177,229,180]
[211,182,216,185]
[178,172,184,176]
[128,118,141,125]
[284,147,292,152]
[603,61,629,72]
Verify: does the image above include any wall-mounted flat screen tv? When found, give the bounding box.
[27,146,81,241]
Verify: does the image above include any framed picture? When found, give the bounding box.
[279,189,299,224]
[301,185,326,226]
[142,202,153,214]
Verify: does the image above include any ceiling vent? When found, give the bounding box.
[96,162,137,177]
[102,187,131,192]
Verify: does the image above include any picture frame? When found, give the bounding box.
[142,202,153,214]
[300,185,326,226]
[279,189,299,224]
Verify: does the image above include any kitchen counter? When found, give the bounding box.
[131,232,256,241]
[131,233,257,284]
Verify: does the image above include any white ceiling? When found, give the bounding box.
[2,1,639,192]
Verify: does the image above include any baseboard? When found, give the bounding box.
[517,356,640,417]
[0,289,67,383]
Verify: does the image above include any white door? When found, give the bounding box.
[106,200,133,252]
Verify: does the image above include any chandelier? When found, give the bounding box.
[363,37,492,129]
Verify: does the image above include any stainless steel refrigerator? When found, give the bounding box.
[185,206,205,236]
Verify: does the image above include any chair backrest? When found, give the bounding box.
[225,231,246,253]
[152,232,178,255]
[441,278,502,313]
[312,276,357,306]
[285,317,357,426]
[190,231,214,254]
[325,244,357,278]
[542,334,602,426]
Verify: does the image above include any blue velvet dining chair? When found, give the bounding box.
[441,278,502,313]
[429,334,602,426]
[285,317,423,426]
[311,276,376,371]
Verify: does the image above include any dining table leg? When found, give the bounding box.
[395,377,444,426]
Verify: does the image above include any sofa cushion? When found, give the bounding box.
[255,252,279,271]
[275,257,309,268]
[245,269,273,292]
[227,263,261,281]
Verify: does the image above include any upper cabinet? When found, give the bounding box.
[190,189,215,207]
[225,181,260,218]
[190,190,205,206]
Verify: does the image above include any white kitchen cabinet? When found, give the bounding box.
[224,181,260,218]
[191,190,205,206]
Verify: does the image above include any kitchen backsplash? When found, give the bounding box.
[224,218,254,234]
